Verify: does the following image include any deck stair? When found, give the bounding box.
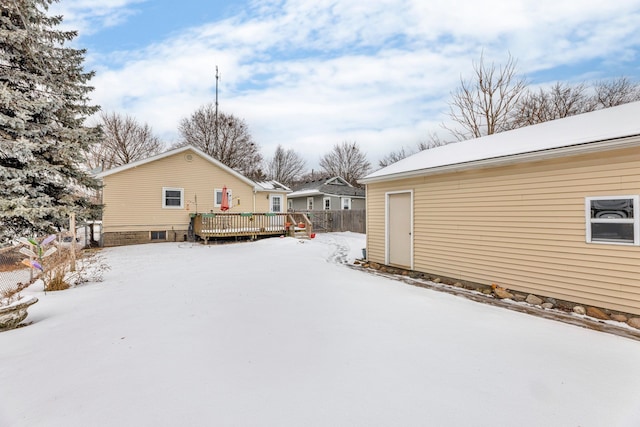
[287,213,313,239]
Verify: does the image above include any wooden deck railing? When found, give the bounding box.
[192,212,314,242]
[192,213,286,242]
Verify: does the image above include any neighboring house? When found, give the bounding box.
[288,176,365,211]
[96,145,290,247]
[360,101,640,316]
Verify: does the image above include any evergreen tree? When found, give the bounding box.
[0,0,101,243]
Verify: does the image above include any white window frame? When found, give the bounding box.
[287,199,293,211]
[323,197,331,210]
[214,188,232,208]
[341,197,352,210]
[585,195,640,245]
[162,187,184,209]
[307,197,314,210]
[270,194,283,213]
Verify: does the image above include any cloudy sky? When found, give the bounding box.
[50,0,640,170]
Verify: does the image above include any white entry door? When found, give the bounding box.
[269,195,284,228]
[387,191,412,268]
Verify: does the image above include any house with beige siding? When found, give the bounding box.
[96,146,290,246]
[360,101,640,316]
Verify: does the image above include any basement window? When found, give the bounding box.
[150,231,166,240]
[585,196,640,245]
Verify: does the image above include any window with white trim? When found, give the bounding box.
[307,197,314,210]
[162,187,184,208]
[341,197,351,210]
[324,197,331,210]
[287,199,293,211]
[585,196,640,245]
[270,195,282,212]
[214,188,232,208]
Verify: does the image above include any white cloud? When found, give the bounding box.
[49,0,147,35]
[66,0,640,169]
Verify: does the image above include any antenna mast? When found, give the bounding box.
[214,66,219,145]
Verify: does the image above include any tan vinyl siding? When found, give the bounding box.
[253,193,288,212]
[102,149,257,233]
[367,146,640,315]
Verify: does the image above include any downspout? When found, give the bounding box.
[253,188,257,212]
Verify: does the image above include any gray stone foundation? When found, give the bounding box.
[102,230,189,247]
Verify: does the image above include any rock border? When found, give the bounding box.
[350,262,640,342]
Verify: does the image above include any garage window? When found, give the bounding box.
[585,196,640,245]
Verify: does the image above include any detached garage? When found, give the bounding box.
[360,101,640,315]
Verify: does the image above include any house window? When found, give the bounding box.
[150,230,166,240]
[585,196,640,245]
[307,197,314,210]
[162,187,184,209]
[342,197,351,210]
[270,195,282,213]
[214,188,232,208]
[324,197,331,210]
[288,199,293,211]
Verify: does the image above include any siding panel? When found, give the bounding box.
[367,146,640,315]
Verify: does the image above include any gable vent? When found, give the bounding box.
[184,153,194,162]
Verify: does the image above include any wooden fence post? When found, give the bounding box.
[70,213,76,272]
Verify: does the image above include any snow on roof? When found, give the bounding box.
[361,101,640,183]
[255,180,291,192]
[287,189,321,198]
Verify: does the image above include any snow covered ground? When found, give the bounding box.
[2,232,640,427]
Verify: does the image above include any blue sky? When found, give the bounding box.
[50,0,640,170]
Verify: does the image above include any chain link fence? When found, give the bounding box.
[0,226,95,297]
[0,245,33,299]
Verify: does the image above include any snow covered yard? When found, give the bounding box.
[2,232,640,427]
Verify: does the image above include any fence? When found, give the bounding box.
[0,245,32,299]
[0,230,89,298]
[301,210,366,234]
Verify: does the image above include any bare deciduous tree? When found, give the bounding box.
[379,134,452,168]
[512,82,593,127]
[445,52,639,138]
[445,53,528,140]
[593,77,640,108]
[512,78,640,127]
[88,112,163,171]
[266,145,306,187]
[177,104,263,180]
[378,147,410,168]
[319,141,371,186]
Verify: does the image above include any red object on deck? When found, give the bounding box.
[220,186,229,211]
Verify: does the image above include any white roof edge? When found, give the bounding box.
[360,134,640,184]
[96,145,260,188]
[321,192,365,199]
[287,189,322,197]
[325,176,353,187]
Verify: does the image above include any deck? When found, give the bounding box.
[191,212,312,242]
